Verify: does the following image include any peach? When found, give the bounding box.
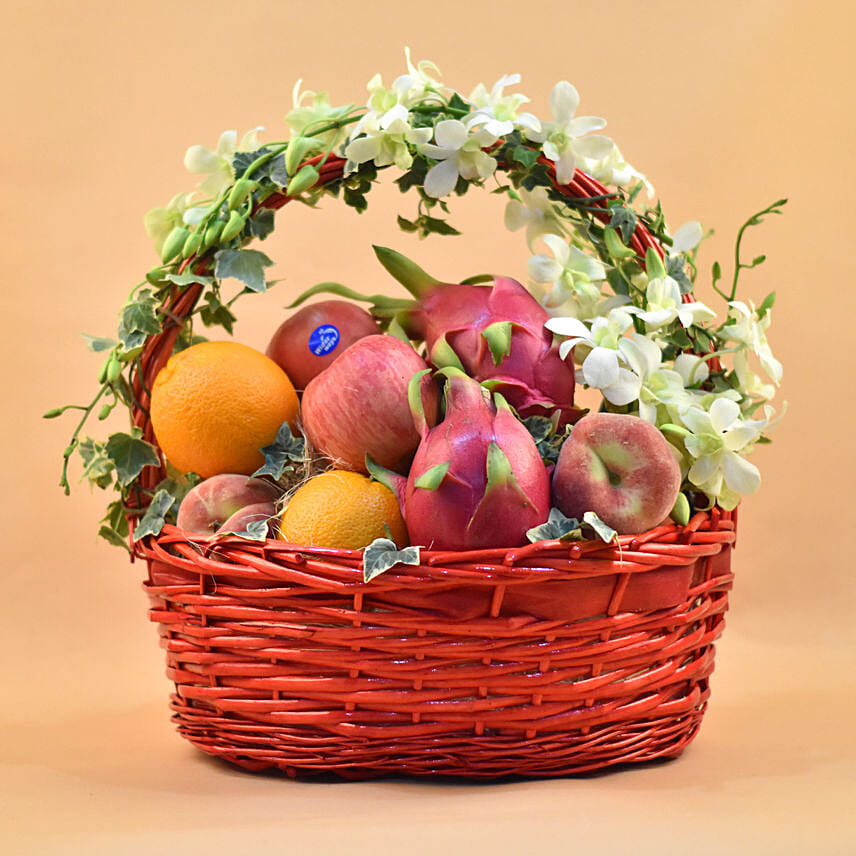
[216,501,278,536]
[266,300,381,391]
[552,413,681,535]
[176,474,281,534]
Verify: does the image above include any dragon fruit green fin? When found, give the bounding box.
[372,245,443,299]
[407,368,434,438]
[481,321,513,366]
[413,461,451,491]
[429,334,465,372]
[365,454,407,507]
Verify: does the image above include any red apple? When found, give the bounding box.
[176,474,281,534]
[265,300,381,391]
[552,413,682,534]
[301,335,439,473]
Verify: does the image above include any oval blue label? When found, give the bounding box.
[308,324,340,356]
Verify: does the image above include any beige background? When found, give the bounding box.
[3,0,854,853]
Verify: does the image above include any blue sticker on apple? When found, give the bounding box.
[308,324,340,356]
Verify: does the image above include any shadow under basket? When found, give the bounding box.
[141,506,736,779]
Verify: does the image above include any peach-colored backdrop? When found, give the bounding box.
[4,0,854,853]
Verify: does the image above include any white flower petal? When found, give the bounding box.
[549,81,579,123]
[541,233,570,265]
[709,397,740,434]
[722,451,761,494]
[184,145,221,175]
[582,347,619,389]
[424,158,460,198]
[603,368,642,406]
[554,150,577,185]
[569,115,608,136]
[545,316,591,339]
[434,119,468,150]
[674,353,709,386]
[671,221,703,252]
[574,134,614,160]
[689,452,721,485]
[528,254,563,283]
[724,424,760,452]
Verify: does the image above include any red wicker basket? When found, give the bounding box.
[132,155,737,779]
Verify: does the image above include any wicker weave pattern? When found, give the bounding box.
[142,510,734,777]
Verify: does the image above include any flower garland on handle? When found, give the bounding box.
[47,47,784,548]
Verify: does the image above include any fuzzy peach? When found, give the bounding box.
[552,413,681,534]
[176,474,281,535]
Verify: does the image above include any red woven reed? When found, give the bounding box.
[133,155,737,778]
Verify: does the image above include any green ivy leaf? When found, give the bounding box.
[268,155,289,187]
[214,248,274,293]
[512,145,539,168]
[666,255,694,294]
[448,92,470,113]
[252,421,305,480]
[522,415,553,444]
[81,334,117,352]
[132,488,176,542]
[396,157,428,193]
[117,289,161,352]
[343,185,369,212]
[165,272,214,288]
[582,511,618,544]
[199,290,237,335]
[609,204,637,243]
[526,507,584,543]
[79,437,115,489]
[249,209,276,240]
[362,538,421,583]
[105,429,160,487]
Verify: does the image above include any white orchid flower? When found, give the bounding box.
[504,186,565,250]
[344,113,432,173]
[628,274,716,330]
[546,308,641,405]
[671,221,704,253]
[721,300,783,384]
[734,349,776,401]
[585,143,655,198]
[184,127,264,198]
[528,233,607,316]
[285,80,352,148]
[525,81,614,184]
[467,73,541,137]
[676,397,763,510]
[418,119,498,197]
[401,46,445,103]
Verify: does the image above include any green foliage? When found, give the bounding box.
[214,248,274,293]
[526,507,584,542]
[105,429,160,487]
[117,289,160,352]
[253,421,306,481]
[133,488,176,542]
[362,538,421,583]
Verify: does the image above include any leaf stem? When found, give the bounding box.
[60,384,109,494]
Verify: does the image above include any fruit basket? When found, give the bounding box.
[51,52,783,779]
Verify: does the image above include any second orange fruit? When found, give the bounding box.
[278,470,408,550]
[150,340,298,478]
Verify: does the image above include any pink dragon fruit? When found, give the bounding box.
[287,247,581,427]
[371,369,551,551]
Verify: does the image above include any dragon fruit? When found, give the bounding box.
[288,247,581,427]
[372,369,551,551]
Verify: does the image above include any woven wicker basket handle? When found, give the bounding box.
[132,154,679,491]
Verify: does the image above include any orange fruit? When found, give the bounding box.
[278,470,407,549]
[150,340,298,478]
